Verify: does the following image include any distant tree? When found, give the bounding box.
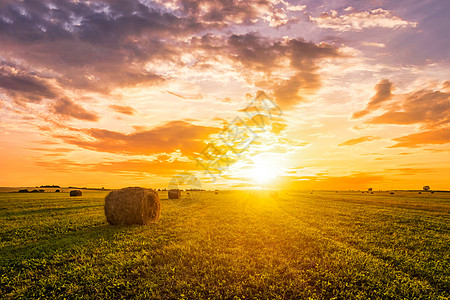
[423,186,430,191]
[368,188,373,191]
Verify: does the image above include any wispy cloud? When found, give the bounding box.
[338,136,380,146]
[310,8,418,32]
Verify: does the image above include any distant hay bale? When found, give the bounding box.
[390,192,394,195]
[70,190,82,197]
[55,189,60,193]
[104,187,160,225]
[215,191,218,195]
[168,189,181,199]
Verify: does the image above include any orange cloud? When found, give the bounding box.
[34,157,196,175]
[53,98,99,121]
[279,172,385,190]
[367,89,450,128]
[353,79,393,119]
[60,120,219,156]
[338,136,380,146]
[109,105,137,116]
[91,159,196,175]
[390,127,450,148]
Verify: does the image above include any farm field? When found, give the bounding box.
[0,190,449,299]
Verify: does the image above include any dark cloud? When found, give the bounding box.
[53,98,99,121]
[197,33,340,107]
[0,0,194,94]
[0,1,340,111]
[0,62,57,102]
[59,120,219,156]
[353,79,393,118]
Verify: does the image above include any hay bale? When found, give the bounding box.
[104,187,160,225]
[70,190,82,197]
[168,189,181,199]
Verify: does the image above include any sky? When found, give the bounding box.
[0,0,449,190]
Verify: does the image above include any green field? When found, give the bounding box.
[0,190,449,299]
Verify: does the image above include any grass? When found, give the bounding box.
[0,190,449,299]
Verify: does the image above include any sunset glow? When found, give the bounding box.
[0,0,449,190]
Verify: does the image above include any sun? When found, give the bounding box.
[250,165,277,184]
[248,155,284,185]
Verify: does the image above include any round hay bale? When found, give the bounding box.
[70,190,82,196]
[105,187,160,225]
[168,189,181,199]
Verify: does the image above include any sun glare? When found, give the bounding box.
[248,156,284,185]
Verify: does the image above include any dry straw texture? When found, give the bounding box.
[168,189,181,199]
[70,190,82,197]
[104,187,160,225]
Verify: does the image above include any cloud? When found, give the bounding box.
[0,62,58,103]
[390,127,450,148]
[353,79,393,118]
[352,81,450,148]
[109,105,136,116]
[60,120,219,156]
[384,167,437,176]
[0,1,340,111]
[281,172,385,190]
[0,0,194,94]
[24,147,74,153]
[367,89,450,128]
[33,156,197,175]
[310,8,418,32]
[91,159,196,175]
[338,136,380,146]
[353,80,449,126]
[175,0,275,25]
[213,33,340,107]
[360,42,386,48]
[53,98,99,121]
